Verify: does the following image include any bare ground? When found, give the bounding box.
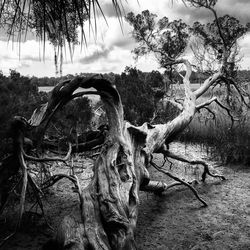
[1,142,250,250]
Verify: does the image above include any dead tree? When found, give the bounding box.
[0,59,227,249]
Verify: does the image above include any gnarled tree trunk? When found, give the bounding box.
[39,63,222,249]
[1,60,225,249]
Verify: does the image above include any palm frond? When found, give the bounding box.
[0,0,130,75]
[0,0,125,47]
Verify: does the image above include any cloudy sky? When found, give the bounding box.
[0,0,250,77]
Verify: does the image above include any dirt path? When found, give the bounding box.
[1,143,250,250]
[136,143,250,250]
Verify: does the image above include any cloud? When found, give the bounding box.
[78,45,113,64]
[22,55,49,61]
[171,4,213,24]
[0,40,53,60]
[20,61,31,68]
[0,0,250,77]
[104,18,134,49]
[215,0,250,24]
[171,0,250,24]
[98,2,119,18]
[0,40,54,75]
[238,33,250,69]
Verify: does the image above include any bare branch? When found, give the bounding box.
[164,150,225,181]
[17,152,28,228]
[196,95,238,126]
[23,143,72,163]
[72,138,105,153]
[214,99,238,126]
[163,58,193,95]
[194,71,222,99]
[138,58,196,155]
[150,160,208,207]
[0,232,16,248]
[196,96,217,110]
[0,177,22,216]
[27,174,52,228]
[203,107,216,120]
[160,97,184,112]
[41,174,77,190]
[140,180,168,193]
[220,76,250,108]
[208,7,227,50]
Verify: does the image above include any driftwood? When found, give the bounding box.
[0,62,226,249]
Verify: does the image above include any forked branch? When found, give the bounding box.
[150,159,208,207]
[196,96,238,126]
[164,150,225,181]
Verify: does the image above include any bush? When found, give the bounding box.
[114,67,166,125]
[0,71,47,159]
[48,97,93,141]
[0,71,93,159]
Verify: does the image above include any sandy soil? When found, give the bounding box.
[1,142,250,250]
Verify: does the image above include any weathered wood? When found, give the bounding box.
[0,117,28,213]
[1,69,226,249]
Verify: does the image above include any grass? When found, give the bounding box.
[179,105,250,164]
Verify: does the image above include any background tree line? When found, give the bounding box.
[0,65,249,163]
[0,70,93,159]
[27,70,250,87]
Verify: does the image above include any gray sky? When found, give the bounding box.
[0,0,249,77]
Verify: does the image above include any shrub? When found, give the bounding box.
[0,71,47,159]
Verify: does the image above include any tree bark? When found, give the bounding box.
[30,77,150,249]
[1,69,224,249]
[39,72,200,249]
